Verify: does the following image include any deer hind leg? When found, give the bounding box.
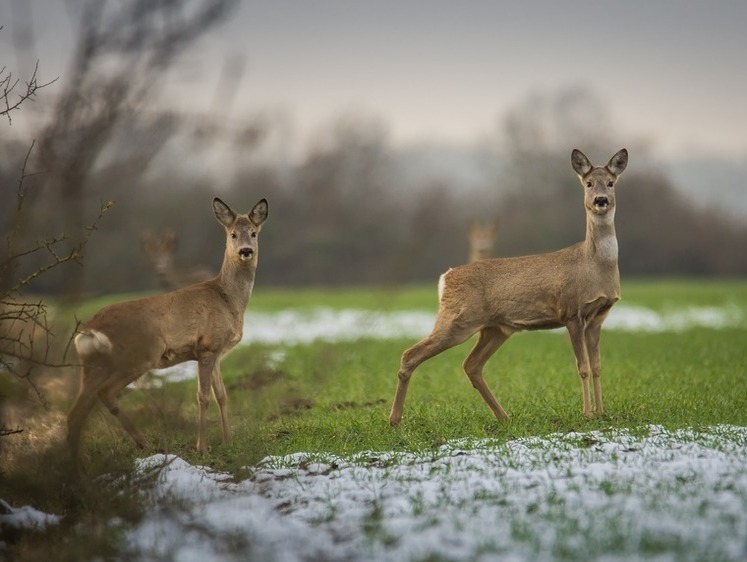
[567,319,593,417]
[67,373,104,467]
[97,372,150,449]
[210,362,231,444]
[462,326,511,421]
[389,323,475,427]
[196,353,218,453]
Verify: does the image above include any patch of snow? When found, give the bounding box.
[241,304,744,345]
[242,308,437,345]
[0,498,61,546]
[124,426,747,561]
[605,304,743,332]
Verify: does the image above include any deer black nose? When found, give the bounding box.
[239,247,254,258]
[594,196,609,207]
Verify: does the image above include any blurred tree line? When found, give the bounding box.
[2,5,747,299]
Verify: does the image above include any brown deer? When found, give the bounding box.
[142,230,213,290]
[468,221,497,262]
[389,149,628,427]
[68,197,268,463]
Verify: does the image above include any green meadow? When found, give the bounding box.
[2,278,746,561]
[71,278,747,474]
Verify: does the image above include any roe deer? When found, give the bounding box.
[468,221,497,263]
[142,230,213,290]
[389,149,628,426]
[68,197,268,463]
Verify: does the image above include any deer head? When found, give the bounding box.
[572,148,628,220]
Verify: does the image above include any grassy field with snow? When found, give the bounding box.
[75,278,747,471]
[2,278,747,560]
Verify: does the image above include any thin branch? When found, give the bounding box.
[0,427,24,438]
[16,140,37,212]
[0,61,58,125]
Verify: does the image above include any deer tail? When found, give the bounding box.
[74,329,113,357]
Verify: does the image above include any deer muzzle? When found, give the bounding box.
[238,247,254,260]
[593,196,610,209]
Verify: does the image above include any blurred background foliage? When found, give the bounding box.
[2,0,747,301]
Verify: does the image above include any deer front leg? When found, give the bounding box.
[585,312,610,416]
[196,353,217,453]
[210,362,232,444]
[567,320,593,417]
[462,327,511,422]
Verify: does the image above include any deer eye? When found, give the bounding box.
[251,232,257,238]
[607,181,614,188]
[231,232,237,239]
[586,181,593,188]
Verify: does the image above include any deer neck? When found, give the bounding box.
[217,254,257,314]
[584,210,618,264]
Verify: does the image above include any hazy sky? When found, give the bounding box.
[3,0,747,159]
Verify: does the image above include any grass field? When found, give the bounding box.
[1,278,746,560]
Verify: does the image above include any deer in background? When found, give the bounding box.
[142,230,213,290]
[389,149,628,427]
[68,198,268,465]
[468,221,497,262]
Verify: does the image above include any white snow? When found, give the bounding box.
[148,303,744,386]
[122,425,747,561]
[241,304,743,345]
[0,498,60,534]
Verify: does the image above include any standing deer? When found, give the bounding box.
[468,221,497,262]
[68,197,268,463]
[142,230,213,290]
[389,149,628,426]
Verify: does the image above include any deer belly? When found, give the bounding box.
[157,347,196,368]
[496,305,564,332]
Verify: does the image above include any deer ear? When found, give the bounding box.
[249,198,269,227]
[606,148,628,176]
[571,149,593,177]
[213,197,236,228]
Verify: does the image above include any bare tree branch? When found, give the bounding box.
[0,60,58,125]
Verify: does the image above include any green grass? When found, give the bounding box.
[66,278,747,474]
[3,278,747,560]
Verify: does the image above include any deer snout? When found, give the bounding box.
[238,247,254,260]
[593,195,609,208]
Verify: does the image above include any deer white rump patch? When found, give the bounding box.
[74,329,113,356]
[438,269,451,302]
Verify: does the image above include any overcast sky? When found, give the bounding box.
[3,0,747,159]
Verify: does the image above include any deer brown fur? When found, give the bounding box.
[389,149,628,426]
[68,197,268,464]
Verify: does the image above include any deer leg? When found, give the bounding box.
[98,381,150,449]
[196,354,217,453]
[585,312,610,416]
[567,320,592,417]
[210,363,231,444]
[67,377,103,467]
[462,326,511,421]
[389,324,474,427]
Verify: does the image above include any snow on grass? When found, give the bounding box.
[124,425,747,561]
[241,304,744,346]
[148,303,744,386]
[0,498,60,536]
